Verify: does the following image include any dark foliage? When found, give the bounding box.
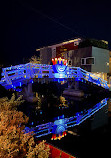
[79,39,108,49]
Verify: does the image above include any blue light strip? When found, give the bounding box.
[35,132,52,138]
[24,98,108,138]
[0,63,109,89]
[35,128,50,134]
[66,98,108,128]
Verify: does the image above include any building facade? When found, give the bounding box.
[63,46,109,81]
[40,47,52,64]
[37,38,110,81]
[109,51,111,75]
[39,38,82,64]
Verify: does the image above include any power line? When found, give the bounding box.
[17,0,86,38]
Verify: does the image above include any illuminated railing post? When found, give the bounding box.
[38,65,42,78]
[88,74,92,82]
[3,69,12,85]
[77,68,83,80]
[25,64,31,79]
[97,78,101,86]
[25,63,34,79]
[29,63,35,78]
[49,65,53,78]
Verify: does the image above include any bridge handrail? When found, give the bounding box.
[80,67,107,83]
[0,63,109,89]
[69,66,107,83]
[68,66,108,89]
[2,64,25,70]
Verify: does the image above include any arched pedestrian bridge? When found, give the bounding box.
[0,63,109,90]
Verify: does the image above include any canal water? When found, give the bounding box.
[40,98,110,158]
[18,82,111,158]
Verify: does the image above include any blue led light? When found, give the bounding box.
[31,122,34,125]
[0,63,109,90]
[23,98,108,138]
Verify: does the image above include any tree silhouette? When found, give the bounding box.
[29,55,41,64]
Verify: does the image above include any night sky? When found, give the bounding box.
[2,0,111,66]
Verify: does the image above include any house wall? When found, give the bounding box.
[64,46,109,76]
[109,51,111,75]
[40,47,52,64]
[64,46,92,72]
[91,46,109,73]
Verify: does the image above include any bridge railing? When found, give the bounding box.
[0,63,109,89]
[1,63,54,84]
[67,67,108,89]
[81,67,108,89]
[30,63,54,78]
[1,64,26,84]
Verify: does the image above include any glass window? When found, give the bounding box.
[81,58,86,65]
[81,57,95,65]
[68,60,72,66]
[86,57,94,65]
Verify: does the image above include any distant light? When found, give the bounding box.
[31,122,34,125]
[36,48,40,51]
[106,62,109,66]
[32,80,34,83]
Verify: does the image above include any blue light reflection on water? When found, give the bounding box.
[25,97,109,138]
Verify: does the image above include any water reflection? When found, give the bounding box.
[32,96,108,126]
[91,101,108,130]
[23,93,109,138]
